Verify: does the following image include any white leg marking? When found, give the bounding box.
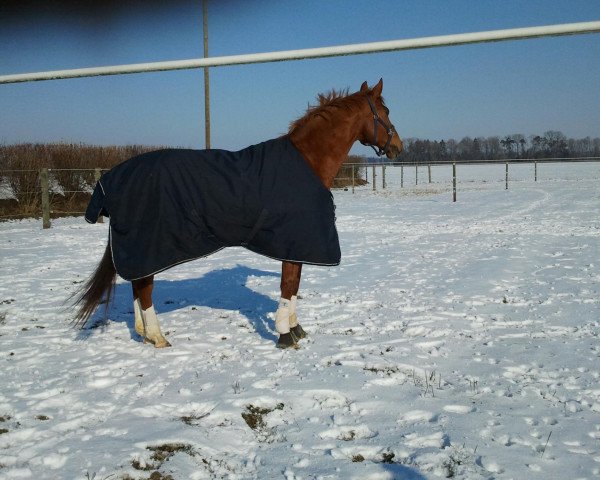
[289,295,298,328]
[134,298,145,336]
[142,305,171,348]
[275,298,291,334]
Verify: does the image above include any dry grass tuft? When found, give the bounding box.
[0,143,160,220]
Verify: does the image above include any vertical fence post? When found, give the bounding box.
[505,162,509,190]
[94,168,104,223]
[428,164,432,183]
[415,165,418,185]
[452,162,457,202]
[351,165,355,194]
[534,161,537,182]
[382,165,386,189]
[372,165,376,191]
[401,165,404,188]
[40,168,51,229]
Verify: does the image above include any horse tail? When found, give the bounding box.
[73,243,117,326]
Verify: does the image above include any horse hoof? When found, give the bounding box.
[153,339,171,348]
[143,337,171,348]
[290,324,307,340]
[276,332,298,349]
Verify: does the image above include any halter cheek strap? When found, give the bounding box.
[361,96,396,157]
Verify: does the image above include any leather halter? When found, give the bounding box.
[361,96,397,157]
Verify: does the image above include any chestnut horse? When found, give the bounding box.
[74,79,403,349]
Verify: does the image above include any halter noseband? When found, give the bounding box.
[361,96,396,157]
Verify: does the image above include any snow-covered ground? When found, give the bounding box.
[1,164,599,479]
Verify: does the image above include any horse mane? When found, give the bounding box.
[288,88,367,134]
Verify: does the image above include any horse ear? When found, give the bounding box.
[360,81,369,92]
[372,78,383,97]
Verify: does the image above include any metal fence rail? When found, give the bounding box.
[1,21,599,84]
[339,157,600,197]
[376,156,600,166]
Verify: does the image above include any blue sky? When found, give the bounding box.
[1,0,599,155]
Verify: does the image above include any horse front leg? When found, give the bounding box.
[132,276,171,348]
[276,261,306,349]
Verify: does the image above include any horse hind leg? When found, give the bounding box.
[134,298,145,337]
[132,276,171,348]
[141,305,171,348]
[132,287,145,337]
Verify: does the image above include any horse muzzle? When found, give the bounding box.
[386,136,403,159]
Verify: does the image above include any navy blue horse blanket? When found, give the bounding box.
[85,137,341,281]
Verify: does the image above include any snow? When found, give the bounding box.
[1,163,600,479]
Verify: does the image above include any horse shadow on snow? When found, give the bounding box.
[78,265,279,343]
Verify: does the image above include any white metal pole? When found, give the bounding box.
[1,21,598,84]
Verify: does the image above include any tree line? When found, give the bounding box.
[394,131,600,163]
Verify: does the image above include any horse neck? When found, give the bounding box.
[288,108,363,189]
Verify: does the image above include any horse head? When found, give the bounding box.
[358,79,403,159]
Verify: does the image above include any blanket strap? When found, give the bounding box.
[241,208,269,247]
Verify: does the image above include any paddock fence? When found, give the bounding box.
[2,157,600,228]
[342,157,600,196]
[0,168,105,228]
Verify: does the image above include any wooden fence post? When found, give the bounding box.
[452,162,457,202]
[94,168,104,223]
[40,168,51,229]
[401,165,404,188]
[382,165,386,189]
[505,162,509,190]
[351,165,355,194]
[534,161,537,182]
[415,165,418,185]
[428,164,432,183]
